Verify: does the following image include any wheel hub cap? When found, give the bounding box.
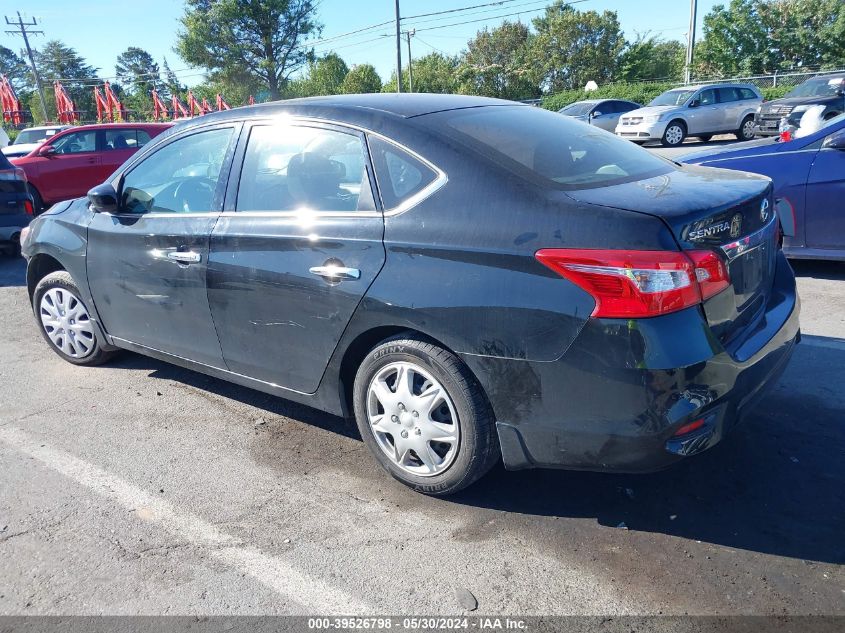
[39,287,95,359]
[366,361,460,477]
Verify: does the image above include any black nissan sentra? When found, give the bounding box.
[21,94,800,495]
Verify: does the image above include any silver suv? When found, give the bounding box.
[615,83,763,147]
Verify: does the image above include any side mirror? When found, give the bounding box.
[591,111,603,118]
[37,145,56,157]
[823,131,845,151]
[88,183,119,213]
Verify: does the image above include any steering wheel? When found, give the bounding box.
[174,178,216,213]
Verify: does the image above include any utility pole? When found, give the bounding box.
[405,29,415,92]
[394,0,403,93]
[684,0,698,85]
[5,11,48,122]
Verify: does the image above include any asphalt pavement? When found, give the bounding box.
[1,253,843,617]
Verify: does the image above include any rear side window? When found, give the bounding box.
[717,88,740,103]
[236,124,370,213]
[739,88,758,100]
[431,105,670,189]
[368,136,439,210]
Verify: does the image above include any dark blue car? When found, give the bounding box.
[682,113,845,261]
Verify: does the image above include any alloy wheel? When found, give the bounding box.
[39,287,96,359]
[665,124,684,145]
[742,118,755,139]
[366,361,460,476]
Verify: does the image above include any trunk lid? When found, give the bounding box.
[566,164,778,353]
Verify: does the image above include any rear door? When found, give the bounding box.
[717,87,742,130]
[804,136,845,249]
[100,128,152,182]
[87,124,238,367]
[207,121,385,393]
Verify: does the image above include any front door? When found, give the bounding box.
[86,125,238,367]
[687,88,721,135]
[36,128,100,202]
[805,141,845,249]
[207,121,386,393]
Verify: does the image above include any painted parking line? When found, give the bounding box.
[0,425,370,615]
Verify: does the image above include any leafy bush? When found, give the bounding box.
[761,85,794,101]
[541,82,678,111]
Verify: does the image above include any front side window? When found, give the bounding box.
[120,127,233,214]
[739,88,758,100]
[51,130,96,155]
[368,136,439,210]
[236,125,369,212]
[431,105,670,189]
[698,89,717,106]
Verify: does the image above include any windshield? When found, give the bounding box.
[14,128,60,145]
[649,89,695,106]
[559,102,596,116]
[431,105,671,189]
[786,77,845,98]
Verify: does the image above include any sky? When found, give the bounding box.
[3,0,721,86]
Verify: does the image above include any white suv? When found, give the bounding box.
[615,83,763,147]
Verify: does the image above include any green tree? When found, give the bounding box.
[161,57,185,100]
[457,21,539,100]
[695,0,845,77]
[176,0,321,100]
[382,53,460,93]
[531,1,626,92]
[116,47,160,95]
[0,46,32,94]
[341,63,382,93]
[293,52,348,96]
[618,35,685,82]
[33,40,98,120]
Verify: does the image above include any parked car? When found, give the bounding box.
[21,94,799,495]
[0,151,33,256]
[616,83,762,146]
[2,125,69,159]
[755,74,845,137]
[12,122,172,212]
[558,99,641,131]
[681,112,845,261]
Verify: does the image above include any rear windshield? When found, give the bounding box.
[429,105,671,189]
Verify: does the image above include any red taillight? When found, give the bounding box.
[24,199,33,215]
[535,248,730,319]
[0,167,26,182]
[672,418,705,437]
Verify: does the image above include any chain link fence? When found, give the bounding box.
[691,68,845,89]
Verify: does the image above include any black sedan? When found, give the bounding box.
[0,151,33,256]
[21,94,799,495]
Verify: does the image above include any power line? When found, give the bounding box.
[4,11,49,120]
[410,1,591,34]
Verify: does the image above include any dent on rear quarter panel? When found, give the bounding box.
[362,137,678,364]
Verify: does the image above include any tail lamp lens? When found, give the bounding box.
[24,199,33,215]
[535,248,730,318]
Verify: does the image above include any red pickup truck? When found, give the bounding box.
[12,122,172,212]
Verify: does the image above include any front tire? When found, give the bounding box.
[736,115,756,141]
[661,120,687,147]
[353,335,499,496]
[33,271,114,366]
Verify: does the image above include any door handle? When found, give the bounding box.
[309,265,360,280]
[167,251,202,264]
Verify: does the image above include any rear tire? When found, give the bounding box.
[736,115,756,141]
[661,120,687,147]
[33,271,115,366]
[353,335,499,496]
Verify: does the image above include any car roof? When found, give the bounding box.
[52,122,173,133]
[24,125,68,131]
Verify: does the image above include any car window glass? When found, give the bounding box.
[699,89,717,106]
[368,136,438,210]
[594,102,612,114]
[717,88,739,103]
[434,105,670,189]
[51,130,96,155]
[739,88,757,100]
[236,125,368,212]
[137,130,152,147]
[120,127,233,214]
[104,130,138,151]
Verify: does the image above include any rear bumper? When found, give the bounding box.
[471,252,800,473]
